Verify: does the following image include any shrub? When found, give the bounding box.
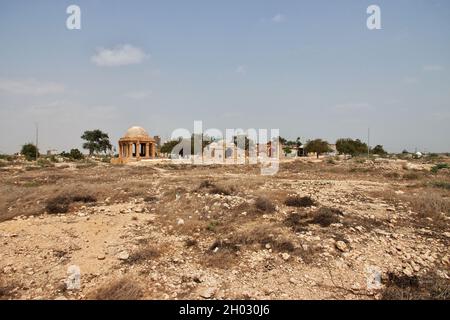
[69,149,84,160]
[46,193,97,214]
[409,193,450,222]
[46,195,71,213]
[0,277,16,299]
[384,172,400,179]
[284,213,308,232]
[206,220,220,232]
[185,238,198,247]
[125,247,160,265]
[381,271,450,300]
[143,195,159,203]
[284,196,315,208]
[255,196,276,213]
[431,163,449,173]
[431,181,450,190]
[71,194,96,203]
[75,160,97,169]
[89,278,143,300]
[0,160,9,168]
[0,154,13,161]
[403,172,420,180]
[21,143,38,161]
[311,207,343,227]
[197,180,234,195]
[37,158,54,168]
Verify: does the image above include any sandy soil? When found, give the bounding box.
[0,157,449,300]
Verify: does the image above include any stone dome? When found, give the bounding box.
[124,126,149,138]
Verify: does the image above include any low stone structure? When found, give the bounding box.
[113,126,156,164]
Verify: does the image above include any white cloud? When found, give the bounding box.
[423,65,443,72]
[0,78,65,96]
[235,65,247,75]
[271,14,286,23]
[124,90,152,100]
[91,44,149,67]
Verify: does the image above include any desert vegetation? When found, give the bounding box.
[0,155,448,300]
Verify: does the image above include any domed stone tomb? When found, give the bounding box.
[117,126,156,163]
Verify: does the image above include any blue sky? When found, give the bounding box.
[0,0,449,153]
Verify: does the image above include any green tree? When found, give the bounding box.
[21,143,38,161]
[336,138,368,156]
[283,146,292,155]
[70,148,84,160]
[160,138,182,154]
[61,148,84,160]
[81,130,112,155]
[372,145,387,156]
[305,139,332,158]
[278,136,288,145]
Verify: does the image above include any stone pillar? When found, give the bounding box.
[136,142,141,160]
[128,143,132,158]
[145,143,150,158]
[151,143,155,159]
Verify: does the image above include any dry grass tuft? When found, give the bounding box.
[0,277,16,300]
[284,195,316,208]
[197,180,235,195]
[125,246,161,265]
[381,271,450,300]
[310,207,343,227]
[403,172,421,180]
[254,196,276,213]
[284,207,343,230]
[410,193,450,219]
[284,213,308,232]
[89,278,143,300]
[45,192,96,214]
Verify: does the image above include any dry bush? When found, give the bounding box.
[311,207,343,227]
[203,238,240,268]
[89,278,143,300]
[284,213,308,232]
[233,226,298,254]
[284,195,315,208]
[0,277,16,300]
[431,181,450,190]
[143,195,159,202]
[197,180,235,195]
[233,225,321,263]
[384,172,400,179]
[410,193,450,218]
[185,238,198,247]
[284,207,343,230]
[403,172,421,180]
[203,250,238,268]
[46,195,71,213]
[125,246,161,265]
[381,271,450,300]
[254,196,275,213]
[199,180,215,189]
[46,192,96,214]
[342,214,385,231]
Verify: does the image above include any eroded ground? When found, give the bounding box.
[0,158,449,300]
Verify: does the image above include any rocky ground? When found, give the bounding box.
[0,157,449,300]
